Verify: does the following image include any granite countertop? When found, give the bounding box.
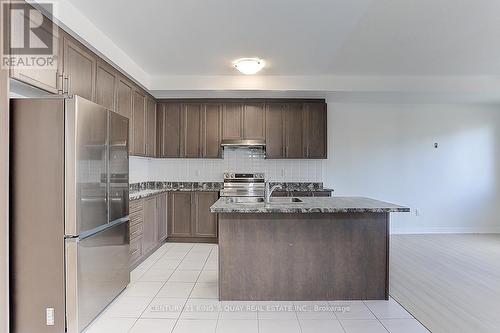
[130,185,221,200]
[210,196,410,214]
[129,181,333,200]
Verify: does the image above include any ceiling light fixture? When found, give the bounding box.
[233,58,265,75]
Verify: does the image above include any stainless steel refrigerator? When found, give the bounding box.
[10,96,130,333]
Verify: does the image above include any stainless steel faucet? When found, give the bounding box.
[265,181,282,203]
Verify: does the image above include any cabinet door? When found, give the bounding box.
[193,192,218,238]
[182,103,202,158]
[158,103,182,157]
[142,197,157,254]
[95,61,117,110]
[168,192,192,237]
[202,103,222,158]
[157,193,168,242]
[265,103,285,158]
[132,89,146,156]
[9,7,61,93]
[291,191,313,197]
[146,96,157,157]
[313,191,332,197]
[62,33,96,101]
[305,103,327,159]
[222,103,243,140]
[271,191,289,197]
[284,103,305,158]
[243,103,265,140]
[116,77,134,154]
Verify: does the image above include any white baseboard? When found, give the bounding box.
[391,226,500,234]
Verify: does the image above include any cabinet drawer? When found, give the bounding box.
[130,223,143,240]
[130,199,143,213]
[130,236,143,263]
[130,212,143,227]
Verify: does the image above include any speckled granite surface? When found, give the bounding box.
[129,182,333,200]
[129,182,223,200]
[210,196,410,214]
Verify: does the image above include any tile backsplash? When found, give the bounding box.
[129,148,323,183]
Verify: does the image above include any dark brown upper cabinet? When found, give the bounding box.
[265,103,286,158]
[222,102,265,141]
[284,102,305,158]
[157,102,221,159]
[132,89,146,156]
[182,103,202,158]
[243,103,266,140]
[304,102,327,158]
[61,32,96,101]
[146,96,157,157]
[202,103,222,158]
[9,4,62,94]
[157,103,182,158]
[95,60,117,111]
[222,103,243,140]
[265,101,327,159]
[116,77,134,155]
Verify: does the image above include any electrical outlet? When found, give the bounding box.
[46,308,54,326]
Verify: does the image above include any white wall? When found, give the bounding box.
[129,101,500,234]
[129,149,323,184]
[324,103,500,234]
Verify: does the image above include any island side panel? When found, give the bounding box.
[218,212,389,301]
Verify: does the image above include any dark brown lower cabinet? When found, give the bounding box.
[168,192,193,238]
[193,192,219,238]
[129,194,168,269]
[272,191,332,197]
[168,191,218,242]
[129,200,144,268]
[142,196,158,255]
[157,193,168,242]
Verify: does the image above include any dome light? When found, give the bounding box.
[233,58,265,75]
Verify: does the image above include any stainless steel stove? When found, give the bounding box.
[220,172,265,197]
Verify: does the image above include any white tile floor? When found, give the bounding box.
[85,243,430,333]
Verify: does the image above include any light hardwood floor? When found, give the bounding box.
[390,234,500,333]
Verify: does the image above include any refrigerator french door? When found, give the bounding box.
[10,96,130,333]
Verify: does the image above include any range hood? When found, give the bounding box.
[220,139,266,148]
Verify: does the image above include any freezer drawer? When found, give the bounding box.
[65,219,130,333]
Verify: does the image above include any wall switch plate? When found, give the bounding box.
[46,308,54,326]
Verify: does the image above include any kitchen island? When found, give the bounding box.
[210,196,409,301]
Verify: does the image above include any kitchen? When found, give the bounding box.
[2,1,500,333]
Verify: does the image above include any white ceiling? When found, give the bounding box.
[30,0,500,101]
[65,0,500,77]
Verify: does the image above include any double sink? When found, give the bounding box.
[224,197,303,204]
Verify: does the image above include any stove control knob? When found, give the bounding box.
[230,173,235,179]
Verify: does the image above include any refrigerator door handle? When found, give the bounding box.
[78,216,129,241]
